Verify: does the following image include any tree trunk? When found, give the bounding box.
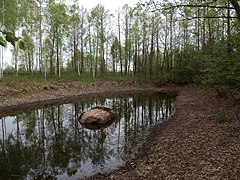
[39,0,43,73]
[118,12,123,76]
[124,12,129,76]
[50,30,56,76]
[28,49,32,74]
[230,0,240,21]
[100,16,105,77]
[227,1,232,51]
[80,15,84,75]
[149,23,154,80]
[0,48,2,79]
[156,28,160,79]
[56,27,60,77]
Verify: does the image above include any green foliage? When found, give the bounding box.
[0,36,7,47]
[0,0,18,31]
[0,71,139,87]
[5,31,18,46]
[0,31,26,50]
[172,45,204,84]
[19,40,26,50]
[0,0,239,92]
[203,33,240,88]
[110,37,120,61]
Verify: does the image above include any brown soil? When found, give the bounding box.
[0,82,239,179]
[0,81,178,117]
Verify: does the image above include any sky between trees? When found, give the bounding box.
[0,0,239,88]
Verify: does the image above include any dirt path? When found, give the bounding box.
[0,82,239,179]
[90,86,240,179]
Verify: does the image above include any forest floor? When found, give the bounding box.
[0,81,240,179]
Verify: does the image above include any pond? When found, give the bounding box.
[0,91,176,179]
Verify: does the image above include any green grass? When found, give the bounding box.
[0,71,143,89]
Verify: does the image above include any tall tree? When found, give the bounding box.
[46,1,69,77]
[117,9,123,76]
[79,6,87,75]
[90,4,111,77]
[69,3,81,75]
[123,4,131,76]
[110,36,120,74]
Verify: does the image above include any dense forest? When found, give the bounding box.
[0,0,239,89]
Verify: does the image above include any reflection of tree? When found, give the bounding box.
[0,92,175,179]
[0,117,24,179]
[0,118,8,179]
[86,130,108,165]
[50,106,69,169]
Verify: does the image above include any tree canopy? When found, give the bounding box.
[0,0,239,90]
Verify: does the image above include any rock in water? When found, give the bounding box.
[78,106,116,130]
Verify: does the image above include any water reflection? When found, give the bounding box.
[0,92,175,179]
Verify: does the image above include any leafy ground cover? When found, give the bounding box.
[0,81,239,179]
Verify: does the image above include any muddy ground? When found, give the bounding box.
[0,82,239,179]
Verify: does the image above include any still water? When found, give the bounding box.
[0,91,175,179]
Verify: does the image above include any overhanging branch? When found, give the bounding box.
[177,16,238,21]
[164,4,235,10]
[229,0,240,21]
[150,3,235,12]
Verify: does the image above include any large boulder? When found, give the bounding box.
[78,106,116,130]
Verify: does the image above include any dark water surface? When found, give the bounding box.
[0,91,175,179]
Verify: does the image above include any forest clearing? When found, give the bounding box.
[0,0,240,179]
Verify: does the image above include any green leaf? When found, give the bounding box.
[5,32,16,47]
[0,36,7,47]
[19,40,26,50]
[2,31,8,35]
[14,36,20,41]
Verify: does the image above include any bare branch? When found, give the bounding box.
[150,3,235,12]
[177,16,238,21]
[229,0,240,21]
[165,4,235,10]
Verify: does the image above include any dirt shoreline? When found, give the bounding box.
[87,85,240,179]
[0,82,178,117]
[0,82,239,179]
